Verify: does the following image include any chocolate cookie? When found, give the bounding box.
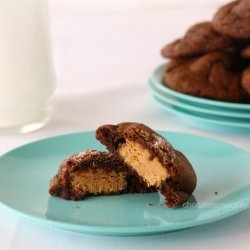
[165,51,250,102]
[242,67,250,95]
[212,0,250,39]
[96,122,197,207]
[49,150,155,200]
[161,22,234,59]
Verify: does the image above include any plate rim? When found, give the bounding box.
[1,194,249,236]
[153,95,250,129]
[149,79,250,119]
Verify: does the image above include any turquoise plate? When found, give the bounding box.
[149,79,250,119]
[0,132,250,236]
[153,95,250,130]
[150,64,250,110]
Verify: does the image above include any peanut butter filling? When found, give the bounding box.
[119,140,170,187]
[71,169,127,194]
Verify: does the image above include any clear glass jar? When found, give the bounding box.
[0,0,55,134]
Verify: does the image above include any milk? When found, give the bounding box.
[0,0,55,132]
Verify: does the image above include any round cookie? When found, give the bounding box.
[241,45,250,59]
[161,22,234,59]
[242,67,250,95]
[212,0,250,39]
[165,51,250,103]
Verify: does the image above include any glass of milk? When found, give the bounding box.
[0,0,55,134]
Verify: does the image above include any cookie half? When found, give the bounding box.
[49,150,155,200]
[96,122,197,207]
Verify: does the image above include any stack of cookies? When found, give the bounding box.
[161,0,250,103]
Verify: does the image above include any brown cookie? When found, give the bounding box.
[49,150,155,200]
[96,122,197,207]
[242,67,250,95]
[212,0,250,39]
[161,22,234,59]
[241,45,250,59]
[165,51,250,103]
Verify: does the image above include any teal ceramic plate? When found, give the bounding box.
[149,79,250,119]
[153,95,250,130]
[0,132,250,236]
[150,64,250,110]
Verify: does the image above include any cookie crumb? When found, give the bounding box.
[146,202,153,206]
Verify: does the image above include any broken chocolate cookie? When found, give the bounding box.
[96,122,197,207]
[49,150,155,200]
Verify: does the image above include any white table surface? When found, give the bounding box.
[0,1,250,249]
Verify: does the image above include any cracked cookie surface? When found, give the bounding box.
[212,0,250,39]
[161,22,234,59]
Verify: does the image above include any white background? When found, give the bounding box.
[0,0,249,249]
